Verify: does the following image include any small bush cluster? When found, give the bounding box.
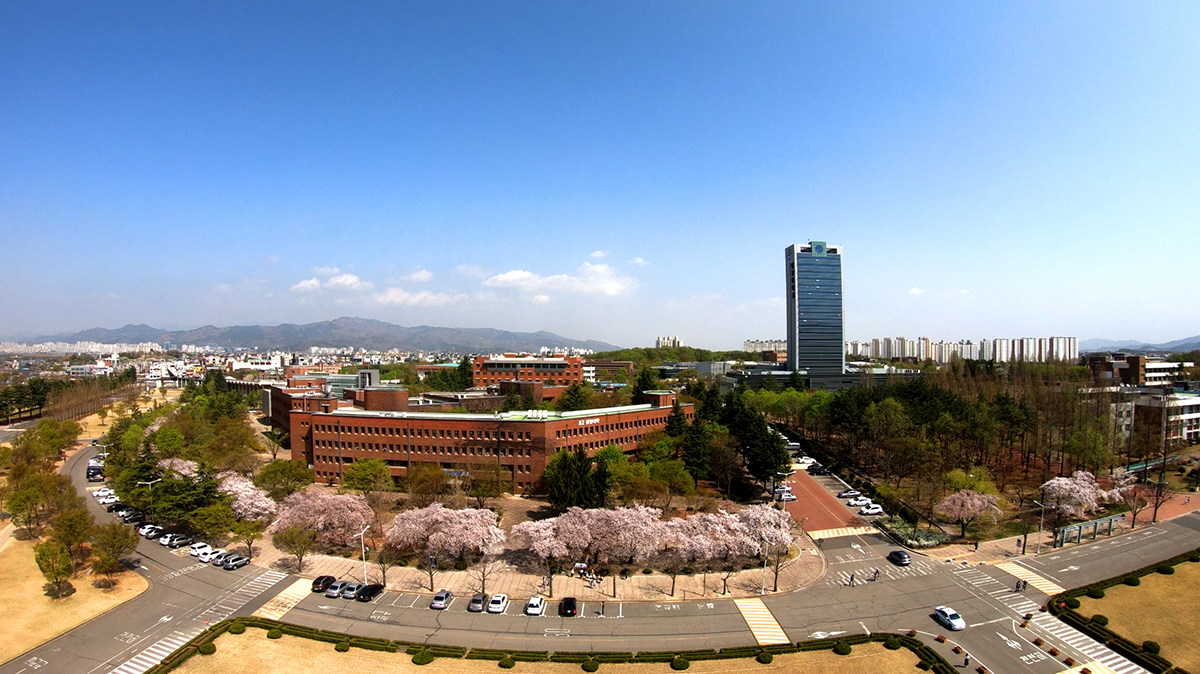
[1086,588,1105,599]
[670,657,690,670]
[1156,565,1174,575]
[335,642,350,653]
[582,659,600,672]
[198,642,216,656]
[833,642,852,656]
[1091,615,1109,626]
[499,657,516,669]
[228,623,245,635]
[413,651,435,665]
[1123,576,1140,586]
[267,628,282,639]
[1065,597,1081,609]
[756,652,773,664]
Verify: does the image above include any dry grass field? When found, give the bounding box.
[0,536,148,665]
[1078,560,1200,673]
[173,632,919,674]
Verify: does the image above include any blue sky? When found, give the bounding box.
[3,2,1197,348]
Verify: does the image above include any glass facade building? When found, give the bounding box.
[785,242,844,376]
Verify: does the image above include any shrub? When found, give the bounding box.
[198,642,216,655]
[499,657,516,669]
[1157,565,1175,575]
[336,642,350,653]
[268,628,282,639]
[833,642,852,656]
[1189,554,1200,563]
[1091,615,1109,626]
[342,551,352,558]
[643,568,654,574]
[1086,588,1105,599]
[1124,576,1141,586]
[1143,641,1161,655]
[884,637,902,650]
[670,657,690,670]
[582,659,600,672]
[228,622,245,635]
[413,651,435,665]
[756,652,773,664]
[1065,597,1081,609]
[917,661,931,671]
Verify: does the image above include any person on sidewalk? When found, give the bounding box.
[848,573,855,586]
[963,654,971,667]
[873,568,880,581]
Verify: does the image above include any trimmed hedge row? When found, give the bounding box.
[141,617,959,673]
[1048,546,1200,674]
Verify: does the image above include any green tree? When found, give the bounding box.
[556,383,593,412]
[543,448,607,510]
[231,519,267,561]
[273,526,319,572]
[342,458,393,496]
[263,428,289,461]
[9,487,44,534]
[92,554,123,588]
[35,540,74,597]
[91,522,141,564]
[466,459,509,509]
[51,508,95,572]
[665,400,688,437]
[681,421,713,480]
[255,460,314,500]
[154,426,185,457]
[649,459,695,511]
[189,503,238,541]
[630,369,660,405]
[405,463,449,507]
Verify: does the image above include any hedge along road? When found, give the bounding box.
[9,442,1200,674]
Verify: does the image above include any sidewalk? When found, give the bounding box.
[246,533,827,602]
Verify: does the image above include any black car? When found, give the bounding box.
[121,511,144,524]
[312,575,336,593]
[355,584,384,602]
[809,466,831,476]
[107,502,130,513]
[559,597,577,617]
[887,550,911,566]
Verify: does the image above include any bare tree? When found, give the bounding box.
[469,556,505,595]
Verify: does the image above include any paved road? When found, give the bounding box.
[0,420,37,445]
[6,438,1200,674]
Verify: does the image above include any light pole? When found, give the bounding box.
[137,478,162,490]
[353,525,371,584]
[1033,500,1048,554]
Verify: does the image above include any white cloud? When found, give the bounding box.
[484,262,637,297]
[532,295,550,304]
[290,278,322,294]
[908,287,924,295]
[325,273,374,291]
[373,287,464,307]
[312,266,341,277]
[456,264,487,278]
[403,269,434,283]
[590,250,609,259]
[630,257,648,267]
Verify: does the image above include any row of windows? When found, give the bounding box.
[313,440,531,458]
[479,362,572,370]
[314,423,531,442]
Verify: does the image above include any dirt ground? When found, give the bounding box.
[0,536,148,665]
[173,633,917,674]
[1078,560,1200,672]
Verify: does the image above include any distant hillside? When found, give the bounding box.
[26,317,621,353]
[1080,335,1200,353]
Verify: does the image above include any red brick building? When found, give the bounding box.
[472,354,584,387]
[282,390,690,493]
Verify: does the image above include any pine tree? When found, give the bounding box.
[665,400,687,437]
[630,369,660,405]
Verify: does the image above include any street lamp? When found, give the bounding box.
[1033,500,1048,554]
[137,478,162,489]
[353,525,371,584]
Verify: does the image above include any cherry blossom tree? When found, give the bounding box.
[655,517,696,597]
[217,472,278,522]
[688,511,758,595]
[157,458,198,479]
[511,519,568,597]
[1041,471,1117,521]
[935,489,1002,538]
[386,504,504,590]
[737,504,794,592]
[1111,469,1151,529]
[271,491,373,549]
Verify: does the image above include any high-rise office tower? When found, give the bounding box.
[785,242,844,376]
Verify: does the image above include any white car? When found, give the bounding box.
[524,596,546,616]
[92,488,115,498]
[794,456,816,465]
[859,504,884,516]
[934,606,967,631]
[98,495,120,505]
[773,485,792,493]
[138,524,163,536]
[776,493,797,502]
[199,548,226,563]
[847,496,872,507]
[487,593,509,614]
[189,542,213,557]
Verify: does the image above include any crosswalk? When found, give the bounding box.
[1031,613,1147,674]
[106,569,288,674]
[824,558,942,587]
[995,562,1066,595]
[253,578,311,620]
[732,598,790,645]
[808,526,875,540]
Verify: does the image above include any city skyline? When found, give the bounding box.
[3,3,1198,348]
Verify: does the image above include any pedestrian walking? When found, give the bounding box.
[873,568,880,581]
[1016,538,1022,552]
[601,601,605,617]
[1015,580,1021,592]
[973,541,979,552]
[964,654,970,667]
[849,573,855,586]
[1023,580,1029,592]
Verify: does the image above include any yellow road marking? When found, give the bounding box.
[994,562,1066,595]
[732,598,790,645]
[808,526,875,540]
[252,578,311,621]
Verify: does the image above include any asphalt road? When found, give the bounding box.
[5,438,1200,674]
[0,420,37,445]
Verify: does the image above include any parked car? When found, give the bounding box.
[98,495,120,505]
[559,597,578,617]
[858,504,884,516]
[167,535,192,549]
[199,548,226,563]
[794,456,816,465]
[92,488,115,498]
[934,606,966,631]
[189,542,213,557]
[773,485,792,493]
[144,528,165,540]
[847,496,872,507]
[467,593,488,612]
[355,584,384,602]
[776,493,797,502]
[341,583,362,599]
[809,466,831,476]
[524,596,546,616]
[87,471,105,483]
[138,523,162,536]
[312,575,336,593]
[887,550,912,566]
[122,511,144,524]
[223,555,249,570]
[836,489,861,498]
[107,502,129,513]
[159,533,186,547]
[211,551,235,566]
[430,590,453,610]
[325,581,349,598]
[487,594,509,614]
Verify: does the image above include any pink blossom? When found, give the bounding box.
[218,473,278,522]
[386,503,504,560]
[157,458,198,478]
[1041,471,1116,518]
[736,504,794,555]
[271,491,373,548]
[935,490,1001,537]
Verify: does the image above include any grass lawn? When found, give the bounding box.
[1078,560,1200,672]
[173,633,918,674]
[0,536,148,665]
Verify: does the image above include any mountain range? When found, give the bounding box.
[20,317,622,353]
[1080,335,1200,353]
